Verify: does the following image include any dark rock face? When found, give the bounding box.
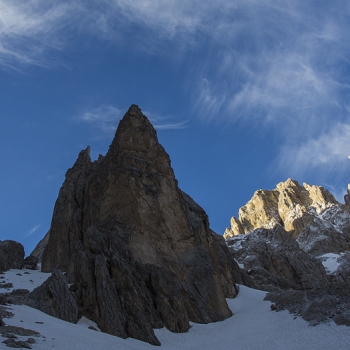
[296,204,350,256]
[226,226,328,292]
[39,105,238,345]
[24,269,78,323]
[327,252,350,284]
[344,186,350,207]
[265,283,350,327]
[23,256,39,270]
[30,231,50,262]
[0,240,24,272]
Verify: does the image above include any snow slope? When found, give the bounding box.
[318,253,342,274]
[1,268,350,350]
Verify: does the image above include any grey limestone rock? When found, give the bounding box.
[37,105,238,345]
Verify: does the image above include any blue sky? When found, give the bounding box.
[1,1,350,255]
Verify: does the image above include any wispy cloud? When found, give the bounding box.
[24,224,41,238]
[143,110,188,130]
[77,105,124,134]
[277,122,350,178]
[0,0,82,69]
[3,0,350,185]
[78,105,188,133]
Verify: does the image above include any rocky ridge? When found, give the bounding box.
[224,178,339,240]
[34,105,240,345]
[226,225,328,292]
[225,179,350,325]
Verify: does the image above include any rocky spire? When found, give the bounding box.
[38,105,239,345]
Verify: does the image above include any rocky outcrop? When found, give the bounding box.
[30,231,50,262]
[226,226,328,292]
[0,240,24,272]
[23,256,39,270]
[224,179,350,257]
[37,105,238,345]
[224,179,338,239]
[224,179,350,324]
[224,180,350,293]
[265,283,350,327]
[296,204,350,256]
[344,184,350,207]
[24,269,78,323]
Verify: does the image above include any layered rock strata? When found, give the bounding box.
[39,105,238,345]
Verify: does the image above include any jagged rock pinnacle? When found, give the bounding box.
[39,105,239,345]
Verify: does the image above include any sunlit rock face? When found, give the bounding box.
[225,180,350,292]
[39,105,239,345]
[224,178,339,240]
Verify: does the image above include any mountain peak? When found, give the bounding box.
[39,105,238,345]
[224,179,339,239]
[106,104,160,159]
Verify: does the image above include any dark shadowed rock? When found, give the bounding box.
[30,231,50,262]
[23,256,39,270]
[226,226,328,292]
[24,269,78,323]
[38,105,238,345]
[0,241,24,272]
[326,252,350,284]
[265,283,350,327]
[3,338,33,349]
[296,204,350,256]
[344,185,350,207]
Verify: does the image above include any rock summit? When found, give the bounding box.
[37,105,238,345]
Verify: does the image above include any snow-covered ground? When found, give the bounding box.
[0,265,51,291]
[318,253,343,274]
[1,267,350,350]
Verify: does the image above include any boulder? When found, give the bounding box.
[23,256,39,270]
[38,105,238,345]
[0,240,24,272]
[24,269,78,323]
